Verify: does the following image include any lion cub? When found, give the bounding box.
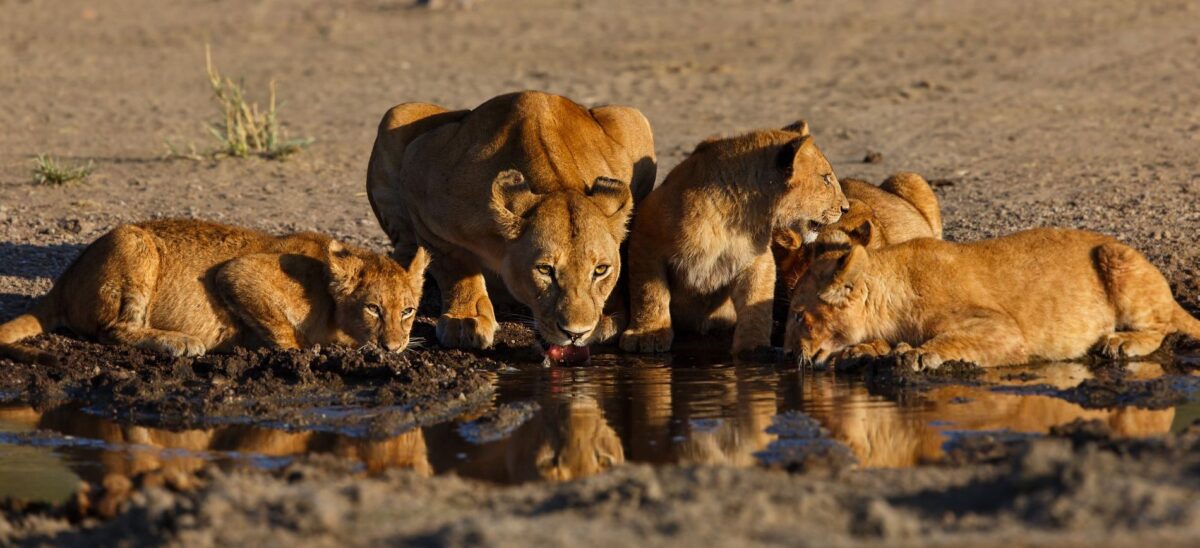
[774,172,943,289]
[786,228,1200,369]
[620,122,849,356]
[0,219,427,364]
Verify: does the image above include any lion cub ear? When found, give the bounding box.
[781,120,810,137]
[326,240,364,296]
[490,170,540,240]
[588,176,634,240]
[775,136,815,179]
[773,228,804,250]
[820,245,867,304]
[846,219,880,248]
[394,247,431,295]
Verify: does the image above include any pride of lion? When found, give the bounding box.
[2,89,1198,372]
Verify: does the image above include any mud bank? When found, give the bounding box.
[0,331,497,436]
[3,419,1199,546]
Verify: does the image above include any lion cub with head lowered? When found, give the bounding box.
[787,228,1200,369]
[620,122,849,356]
[0,219,427,365]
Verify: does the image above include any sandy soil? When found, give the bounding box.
[3,0,1200,545]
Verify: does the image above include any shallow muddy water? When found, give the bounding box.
[1,354,1198,503]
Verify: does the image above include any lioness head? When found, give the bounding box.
[490,170,632,347]
[326,241,429,352]
[784,245,871,367]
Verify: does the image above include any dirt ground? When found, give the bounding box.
[3,0,1200,545]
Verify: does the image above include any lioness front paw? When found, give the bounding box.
[897,347,943,372]
[619,326,673,353]
[590,315,625,345]
[437,314,497,349]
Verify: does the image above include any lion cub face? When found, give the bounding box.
[784,246,871,366]
[326,242,428,352]
[490,170,632,347]
[772,134,849,241]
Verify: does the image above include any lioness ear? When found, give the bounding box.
[846,219,879,248]
[588,176,634,240]
[782,120,810,137]
[326,240,364,296]
[490,170,539,240]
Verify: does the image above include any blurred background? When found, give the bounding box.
[2,0,1199,317]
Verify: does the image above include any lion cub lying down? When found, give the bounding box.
[0,219,427,365]
[786,228,1200,369]
[774,172,943,289]
[620,122,849,356]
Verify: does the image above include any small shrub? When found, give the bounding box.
[204,45,312,159]
[32,155,94,185]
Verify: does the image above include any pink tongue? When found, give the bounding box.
[545,344,591,364]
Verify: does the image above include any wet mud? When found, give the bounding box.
[4,419,1199,546]
[1,328,1199,544]
[0,331,498,436]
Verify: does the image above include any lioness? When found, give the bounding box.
[786,228,1200,369]
[620,122,849,356]
[0,219,427,365]
[774,172,943,289]
[367,91,656,352]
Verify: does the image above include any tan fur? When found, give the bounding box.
[367,91,656,349]
[802,364,1174,467]
[620,123,848,356]
[786,228,1200,369]
[774,172,942,289]
[506,396,625,482]
[0,219,427,364]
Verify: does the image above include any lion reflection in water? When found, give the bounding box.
[802,362,1176,468]
[2,407,433,480]
[506,396,625,482]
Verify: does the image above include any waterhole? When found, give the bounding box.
[2,356,1198,503]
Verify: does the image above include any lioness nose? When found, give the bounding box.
[840,201,850,214]
[557,323,590,342]
[384,340,405,352]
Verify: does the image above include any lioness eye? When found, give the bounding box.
[401,307,416,319]
[593,264,611,277]
[535,264,554,277]
[793,312,803,322]
[822,173,834,186]
[365,304,382,317]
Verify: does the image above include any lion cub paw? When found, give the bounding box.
[1093,332,1161,359]
[897,347,943,372]
[832,340,892,367]
[437,314,497,349]
[144,334,207,357]
[619,326,673,353]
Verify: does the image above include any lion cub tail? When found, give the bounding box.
[0,293,61,366]
[880,172,943,239]
[1173,303,1200,342]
